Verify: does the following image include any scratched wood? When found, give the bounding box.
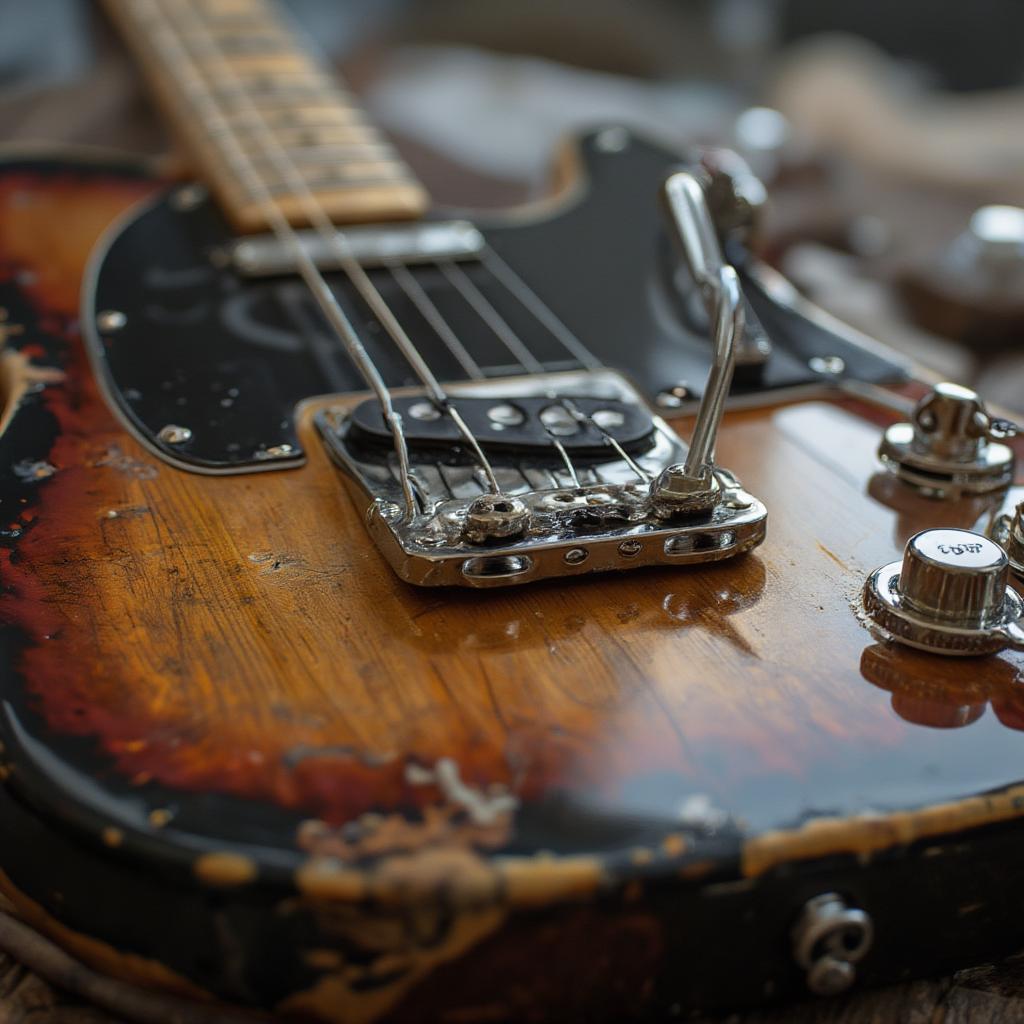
[4,157,1024,1020]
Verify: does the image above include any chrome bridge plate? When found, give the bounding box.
[315,370,766,587]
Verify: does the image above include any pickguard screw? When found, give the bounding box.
[96,310,127,332]
[171,184,208,211]
[618,539,642,557]
[254,444,296,460]
[158,424,192,445]
[564,547,589,565]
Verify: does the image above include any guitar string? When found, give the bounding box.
[137,0,420,514]
[175,0,605,493]
[384,263,487,381]
[164,0,503,500]
[435,255,652,483]
[228,0,637,488]
[152,0,643,496]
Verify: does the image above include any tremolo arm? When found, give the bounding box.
[316,171,767,587]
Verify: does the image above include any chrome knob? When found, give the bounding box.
[899,529,1009,627]
[861,528,1024,655]
[878,383,1015,497]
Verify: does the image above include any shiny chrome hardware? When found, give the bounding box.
[861,528,1024,656]
[988,498,1024,582]
[792,893,873,997]
[656,170,745,514]
[230,220,484,276]
[157,424,193,445]
[955,205,1024,271]
[462,494,531,544]
[877,382,1016,497]
[313,171,770,588]
[316,370,766,588]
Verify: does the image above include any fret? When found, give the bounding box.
[219,104,367,127]
[244,142,396,164]
[249,163,414,193]
[103,0,428,231]
[208,85,355,109]
[208,123,380,147]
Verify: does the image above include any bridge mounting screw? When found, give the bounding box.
[158,424,192,445]
[96,310,127,332]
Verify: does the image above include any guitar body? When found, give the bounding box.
[3,143,1024,1023]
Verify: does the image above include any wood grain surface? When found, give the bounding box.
[6,134,1024,1024]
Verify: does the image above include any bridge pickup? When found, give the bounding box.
[229,220,484,276]
[347,395,655,457]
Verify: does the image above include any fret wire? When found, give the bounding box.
[139,0,420,514]
[164,0,502,497]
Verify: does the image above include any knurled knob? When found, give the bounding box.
[861,528,1024,655]
[899,529,1009,628]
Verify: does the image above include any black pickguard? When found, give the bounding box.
[85,129,906,472]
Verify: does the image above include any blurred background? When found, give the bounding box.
[3,0,1024,408]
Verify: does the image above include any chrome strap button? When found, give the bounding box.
[862,528,1024,655]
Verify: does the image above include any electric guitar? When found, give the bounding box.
[2,1,1024,1021]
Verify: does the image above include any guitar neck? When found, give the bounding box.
[104,0,429,232]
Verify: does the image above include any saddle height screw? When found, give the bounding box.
[463,494,530,544]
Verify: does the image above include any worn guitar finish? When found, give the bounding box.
[3,150,1024,1022]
